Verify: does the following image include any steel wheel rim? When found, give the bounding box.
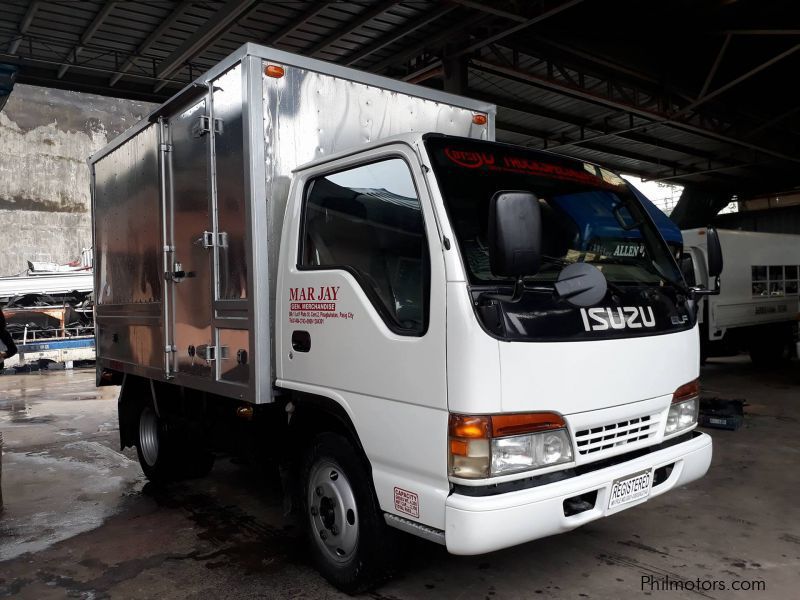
[139,407,159,467]
[308,460,359,564]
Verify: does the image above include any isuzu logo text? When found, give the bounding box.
[580,306,656,331]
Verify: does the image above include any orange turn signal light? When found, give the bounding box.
[472,113,488,125]
[673,379,700,402]
[449,439,470,456]
[265,64,285,78]
[449,414,490,439]
[449,412,566,440]
[491,412,565,437]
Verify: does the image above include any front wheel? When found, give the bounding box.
[302,433,389,593]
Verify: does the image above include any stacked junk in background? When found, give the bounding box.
[0,248,95,373]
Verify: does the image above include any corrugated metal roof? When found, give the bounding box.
[1,0,798,198]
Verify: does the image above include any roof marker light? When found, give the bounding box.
[265,64,285,78]
[472,113,488,125]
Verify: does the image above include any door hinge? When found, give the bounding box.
[197,115,223,135]
[202,231,228,248]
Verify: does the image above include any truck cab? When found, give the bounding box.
[276,133,711,561]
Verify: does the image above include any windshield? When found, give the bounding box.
[424,136,684,289]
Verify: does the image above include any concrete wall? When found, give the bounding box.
[0,84,154,276]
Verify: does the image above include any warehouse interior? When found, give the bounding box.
[1,1,799,598]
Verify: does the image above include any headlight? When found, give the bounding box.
[449,412,574,479]
[491,429,573,475]
[665,379,700,436]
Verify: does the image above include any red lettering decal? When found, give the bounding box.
[393,487,419,518]
[445,147,495,169]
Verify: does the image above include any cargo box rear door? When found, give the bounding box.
[166,97,214,377]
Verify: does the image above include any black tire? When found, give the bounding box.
[748,329,790,366]
[135,405,214,483]
[135,405,174,483]
[302,433,390,593]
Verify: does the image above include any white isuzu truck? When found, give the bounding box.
[682,228,799,364]
[90,44,720,591]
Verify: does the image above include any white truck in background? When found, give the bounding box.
[682,228,799,364]
[90,44,720,592]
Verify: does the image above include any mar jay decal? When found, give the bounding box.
[580,306,656,332]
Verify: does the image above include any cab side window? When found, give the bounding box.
[300,158,429,335]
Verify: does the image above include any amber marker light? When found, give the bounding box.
[265,64,285,78]
[672,379,700,403]
[472,113,488,125]
[448,414,490,439]
[491,412,566,437]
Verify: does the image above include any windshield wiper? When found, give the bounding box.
[586,256,688,294]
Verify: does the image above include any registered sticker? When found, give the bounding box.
[608,468,653,510]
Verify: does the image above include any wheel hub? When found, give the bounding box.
[308,461,359,563]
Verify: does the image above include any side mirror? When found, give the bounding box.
[706,227,723,278]
[488,190,542,279]
[691,227,723,298]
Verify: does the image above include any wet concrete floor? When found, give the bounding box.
[0,359,798,599]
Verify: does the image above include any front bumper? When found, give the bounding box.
[445,431,712,555]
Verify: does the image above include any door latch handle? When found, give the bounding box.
[291,330,311,352]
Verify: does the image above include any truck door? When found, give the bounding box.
[164,97,214,377]
[277,145,449,523]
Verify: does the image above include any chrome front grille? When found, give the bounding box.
[575,413,660,456]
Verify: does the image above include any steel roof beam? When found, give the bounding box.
[57,1,119,79]
[264,2,332,48]
[471,58,800,165]
[370,12,489,74]
[496,121,738,185]
[466,88,590,128]
[343,4,458,67]
[650,161,765,183]
[449,0,527,23]
[109,0,194,87]
[154,0,260,92]
[393,0,584,80]
[697,33,731,100]
[7,0,40,55]
[514,34,800,141]
[472,88,733,164]
[743,105,800,139]
[679,41,800,115]
[451,0,585,61]
[304,0,401,58]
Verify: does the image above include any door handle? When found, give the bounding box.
[291,330,311,352]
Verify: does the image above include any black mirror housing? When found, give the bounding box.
[706,227,723,278]
[488,191,542,278]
